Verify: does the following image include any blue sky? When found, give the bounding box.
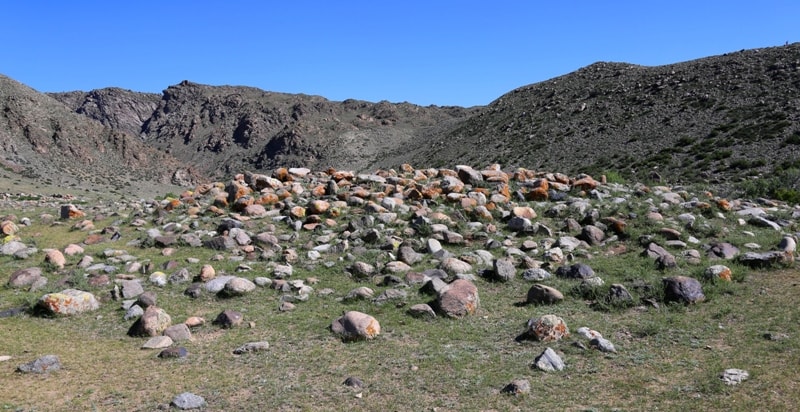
[2,1,797,107]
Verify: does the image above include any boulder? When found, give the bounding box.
[398,246,424,265]
[590,337,617,353]
[36,289,99,316]
[491,258,516,282]
[525,314,569,342]
[330,311,381,341]
[579,225,605,245]
[663,276,705,304]
[521,268,553,281]
[501,379,531,396]
[738,251,791,268]
[407,303,436,319]
[222,277,256,296]
[440,257,473,276]
[233,341,270,354]
[533,347,565,371]
[213,309,243,328]
[163,324,193,342]
[44,249,66,269]
[59,204,85,219]
[555,263,595,280]
[8,267,44,288]
[707,242,740,260]
[704,265,732,281]
[142,336,173,349]
[16,355,61,374]
[436,279,480,318]
[171,392,206,410]
[526,284,564,305]
[128,306,172,337]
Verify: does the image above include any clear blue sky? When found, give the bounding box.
[2,1,797,107]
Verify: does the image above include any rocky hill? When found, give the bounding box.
[50,81,477,179]
[0,75,198,193]
[3,43,800,197]
[397,43,800,188]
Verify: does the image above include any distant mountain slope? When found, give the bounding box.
[48,81,478,179]
[7,43,800,193]
[0,75,197,190]
[401,43,800,185]
[50,88,161,137]
[136,81,477,178]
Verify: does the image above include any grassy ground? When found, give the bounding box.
[0,201,798,411]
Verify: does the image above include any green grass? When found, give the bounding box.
[0,191,798,411]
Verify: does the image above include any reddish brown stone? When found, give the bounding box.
[573,176,599,191]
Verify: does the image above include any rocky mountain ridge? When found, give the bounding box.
[2,43,799,197]
[0,75,197,192]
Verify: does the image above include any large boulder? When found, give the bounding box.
[440,257,473,276]
[330,311,381,341]
[36,289,99,316]
[663,276,705,304]
[524,314,569,342]
[555,263,595,280]
[526,284,564,305]
[436,279,480,318]
[491,258,516,282]
[128,306,172,337]
[8,267,44,288]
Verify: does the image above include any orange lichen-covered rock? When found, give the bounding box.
[602,217,627,236]
[307,200,330,215]
[526,187,549,201]
[256,193,280,205]
[289,206,306,219]
[413,170,428,181]
[1,220,19,236]
[437,279,480,318]
[716,199,732,211]
[512,206,537,220]
[331,170,355,181]
[496,183,511,199]
[310,184,326,197]
[232,195,254,212]
[420,186,441,200]
[460,197,478,210]
[273,167,292,182]
[60,204,86,220]
[276,188,293,200]
[573,176,599,191]
[351,187,371,199]
[704,265,732,282]
[526,314,569,342]
[225,180,252,203]
[36,289,100,316]
[331,311,381,341]
[481,169,509,183]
